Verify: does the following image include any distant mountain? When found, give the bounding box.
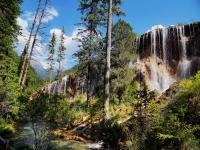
[30,60,57,80]
[30,60,47,79]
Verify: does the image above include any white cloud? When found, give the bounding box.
[146,25,165,33]
[50,27,80,54]
[15,9,78,75]
[17,17,28,29]
[42,7,59,23]
[22,7,59,24]
[50,28,62,37]
[47,7,59,17]
[15,17,30,55]
[16,25,79,71]
[16,17,43,55]
[15,16,48,70]
[49,27,80,70]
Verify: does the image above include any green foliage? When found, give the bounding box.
[57,27,66,79]
[110,19,138,103]
[112,71,200,149]
[0,0,22,121]
[163,72,200,146]
[0,119,15,136]
[142,71,200,149]
[123,81,139,104]
[75,0,125,100]
[0,0,21,51]
[0,51,21,121]
[27,93,77,128]
[46,32,56,81]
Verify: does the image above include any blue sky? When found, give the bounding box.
[20,0,200,34]
[17,0,200,71]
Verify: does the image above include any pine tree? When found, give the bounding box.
[46,32,56,82]
[76,0,123,108]
[57,27,66,79]
[0,0,22,118]
[76,0,106,105]
[111,19,137,103]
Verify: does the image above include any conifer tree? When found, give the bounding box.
[76,0,106,105]
[46,32,56,82]
[76,0,123,108]
[111,19,137,103]
[57,27,66,79]
[0,0,21,118]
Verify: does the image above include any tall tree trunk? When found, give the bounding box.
[104,0,112,120]
[21,0,49,87]
[57,60,62,79]
[87,61,91,106]
[87,28,93,107]
[19,0,42,86]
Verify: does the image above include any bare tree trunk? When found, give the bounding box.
[57,59,62,80]
[19,0,42,86]
[21,0,49,87]
[104,0,112,120]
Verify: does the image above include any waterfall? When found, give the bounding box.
[137,22,200,93]
[162,28,168,65]
[52,81,57,93]
[43,75,83,96]
[150,29,160,91]
[43,75,69,94]
[63,76,68,93]
[177,26,191,79]
[148,27,174,92]
[161,27,174,91]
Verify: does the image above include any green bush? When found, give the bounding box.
[143,71,200,149]
[0,119,15,136]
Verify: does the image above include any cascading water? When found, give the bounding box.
[137,22,200,93]
[177,26,191,79]
[43,75,69,94]
[150,29,160,91]
[162,28,168,65]
[161,27,174,91]
[43,75,84,95]
[138,26,174,92]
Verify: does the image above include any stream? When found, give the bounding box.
[13,121,103,150]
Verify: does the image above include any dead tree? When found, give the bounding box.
[21,0,50,87]
[19,0,42,86]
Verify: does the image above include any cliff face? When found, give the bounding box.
[137,22,200,92]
